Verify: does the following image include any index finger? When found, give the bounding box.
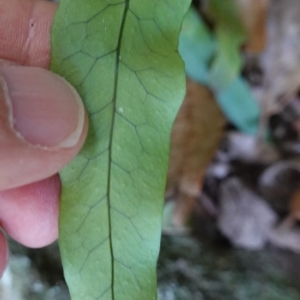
[0,0,56,68]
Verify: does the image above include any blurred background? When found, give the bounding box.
[3,0,300,299]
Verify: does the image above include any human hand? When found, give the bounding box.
[0,0,88,276]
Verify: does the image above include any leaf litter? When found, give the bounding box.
[166,0,300,256]
[160,2,300,296]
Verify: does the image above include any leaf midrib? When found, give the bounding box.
[107,1,130,299]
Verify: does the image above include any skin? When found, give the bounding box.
[0,0,88,276]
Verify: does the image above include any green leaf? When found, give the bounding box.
[217,77,260,135]
[50,1,191,299]
[179,8,215,84]
[179,6,260,135]
[206,0,247,90]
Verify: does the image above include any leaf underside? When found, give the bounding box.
[50,1,190,299]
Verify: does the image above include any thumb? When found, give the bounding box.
[0,66,88,190]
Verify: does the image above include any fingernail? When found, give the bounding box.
[0,66,85,148]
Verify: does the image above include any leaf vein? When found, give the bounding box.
[106,1,130,299]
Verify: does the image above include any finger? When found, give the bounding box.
[0,65,88,190]
[0,0,56,67]
[0,230,8,277]
[0,175,60,248]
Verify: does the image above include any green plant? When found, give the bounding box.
[50,0,191,299]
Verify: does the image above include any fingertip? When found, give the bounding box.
[0,175,60,248]
[0,0,57,67]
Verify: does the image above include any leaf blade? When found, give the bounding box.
[50,0,191,299]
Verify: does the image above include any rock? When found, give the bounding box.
[218,178,277,249]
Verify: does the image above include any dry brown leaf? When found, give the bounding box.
[289,185,300,221]
[268,185,300,253]
[166,79,226,227]
[234,0,269,53]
